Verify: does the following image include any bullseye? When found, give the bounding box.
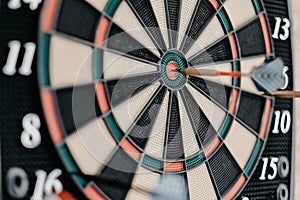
[160,50,188,90]
[167,62,179,79]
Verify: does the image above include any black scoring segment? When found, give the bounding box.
[208,145,242,196]
[189,37,232,66]
[236,18,266,57]
[166,0,181,48]
[108,24,160,63]
[166,93,184,160]
[95,148,139,200]
[55,84,101,135]
[56,0,101,42]
[237,91,266,133]
[189,77,232,109]
[129,87,167,149]
[181,88,216,148]
[107,73,161,108]
[126,0,167,51]
[181,0,215,52]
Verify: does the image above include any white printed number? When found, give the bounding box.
[2,41,36,76]
[281,66,289,90]
[272,17,290,41]
[258,157,290,200]
[31,169,63,200]
[6,168,63,199]
[259,157,278,180]
[21,113,41,149]
[8,0,42,10]
[259,157,290,180]
[272,110,291,134]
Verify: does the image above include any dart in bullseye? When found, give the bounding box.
[175,58,300,98]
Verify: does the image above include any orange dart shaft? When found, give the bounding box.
[216,71,242,77]
[179,68,242,77]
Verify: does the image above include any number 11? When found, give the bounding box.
[2,41,36,76]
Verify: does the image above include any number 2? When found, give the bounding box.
[8,0,42,10]
[8,0,21,9]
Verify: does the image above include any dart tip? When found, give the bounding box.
[172,69,182,73]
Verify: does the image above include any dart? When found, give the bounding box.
[175,68,245,77]
[176,58,300,98]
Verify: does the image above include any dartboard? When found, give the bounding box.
[0,0,295,200]
[37,0,290,199]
